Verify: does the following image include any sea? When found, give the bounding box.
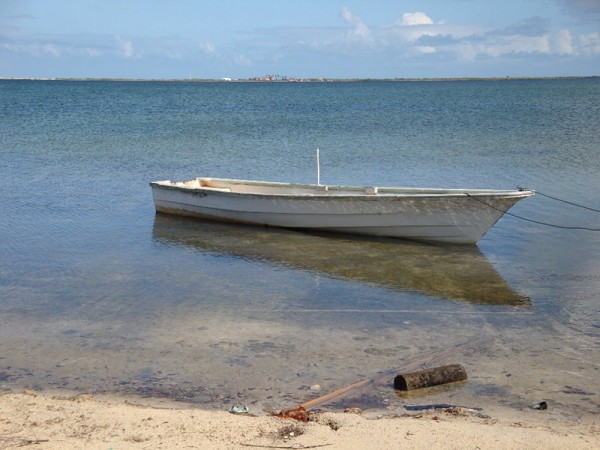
[0,78,598,422]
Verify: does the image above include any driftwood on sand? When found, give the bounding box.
[277,338,488,421]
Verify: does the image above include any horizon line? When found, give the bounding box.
[1,75,599,82]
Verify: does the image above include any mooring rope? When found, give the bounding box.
[518,188,600,213]
[466,193,600,231]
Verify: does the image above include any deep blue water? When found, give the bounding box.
[0,79,598,420]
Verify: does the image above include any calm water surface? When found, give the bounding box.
[0,79,598,422]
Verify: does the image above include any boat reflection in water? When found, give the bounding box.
[151,213,529,307]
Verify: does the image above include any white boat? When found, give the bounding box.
[150,177,533,244]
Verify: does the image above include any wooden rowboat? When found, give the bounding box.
[150,177,533,244]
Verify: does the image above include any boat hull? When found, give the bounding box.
[150,178,533,244]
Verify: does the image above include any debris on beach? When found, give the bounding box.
[276,423,305,440]
[229,405,250,414]
[530,401,548,410]
[562,385,593,395]
[275,406,314,422]
[404,403,482,413]
[394,364,468,391]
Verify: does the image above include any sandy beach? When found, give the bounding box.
[1,390,597,449]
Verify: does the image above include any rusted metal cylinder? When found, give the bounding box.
[394,364,467,391]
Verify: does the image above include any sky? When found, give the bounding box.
[1,0,599,79]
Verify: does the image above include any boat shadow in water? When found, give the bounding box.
[151,213,530,307]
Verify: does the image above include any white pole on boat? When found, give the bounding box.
[316,147,321,186]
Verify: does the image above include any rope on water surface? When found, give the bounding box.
[466,193,600,231]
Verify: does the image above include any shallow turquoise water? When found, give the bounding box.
[0,79,598,420]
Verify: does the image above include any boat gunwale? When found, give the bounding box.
[150,178,534,200]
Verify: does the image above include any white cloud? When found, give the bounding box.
[340,6,355,23]
[285,8,596,65]
[578,32,600,54]
[373,11,594,61]
[199,42,216,54]
[416,45,436,54]
[2,6,598,77]
[550,29,574,55]
[2,42,60,57]
[433,29,584,61]
[451,41,480,61]
[485,35,551,57]
[115,36,136,58]
[1,39,108,59]
[340,7,372,44]
[399,12,434,26]
[85,47,101,57]
[42,43,61,57]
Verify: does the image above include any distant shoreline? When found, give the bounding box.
[1,76,598,82]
